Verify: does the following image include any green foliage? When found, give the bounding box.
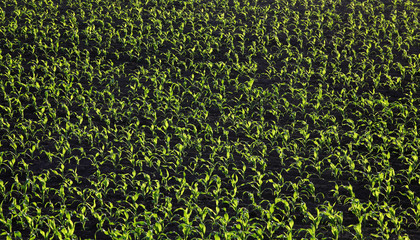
[0,0,419,239]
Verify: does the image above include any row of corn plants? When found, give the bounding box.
[0,0,419,239]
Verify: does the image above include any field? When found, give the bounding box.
[1,0,420,239]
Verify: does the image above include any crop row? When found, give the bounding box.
[1,0,420,239]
